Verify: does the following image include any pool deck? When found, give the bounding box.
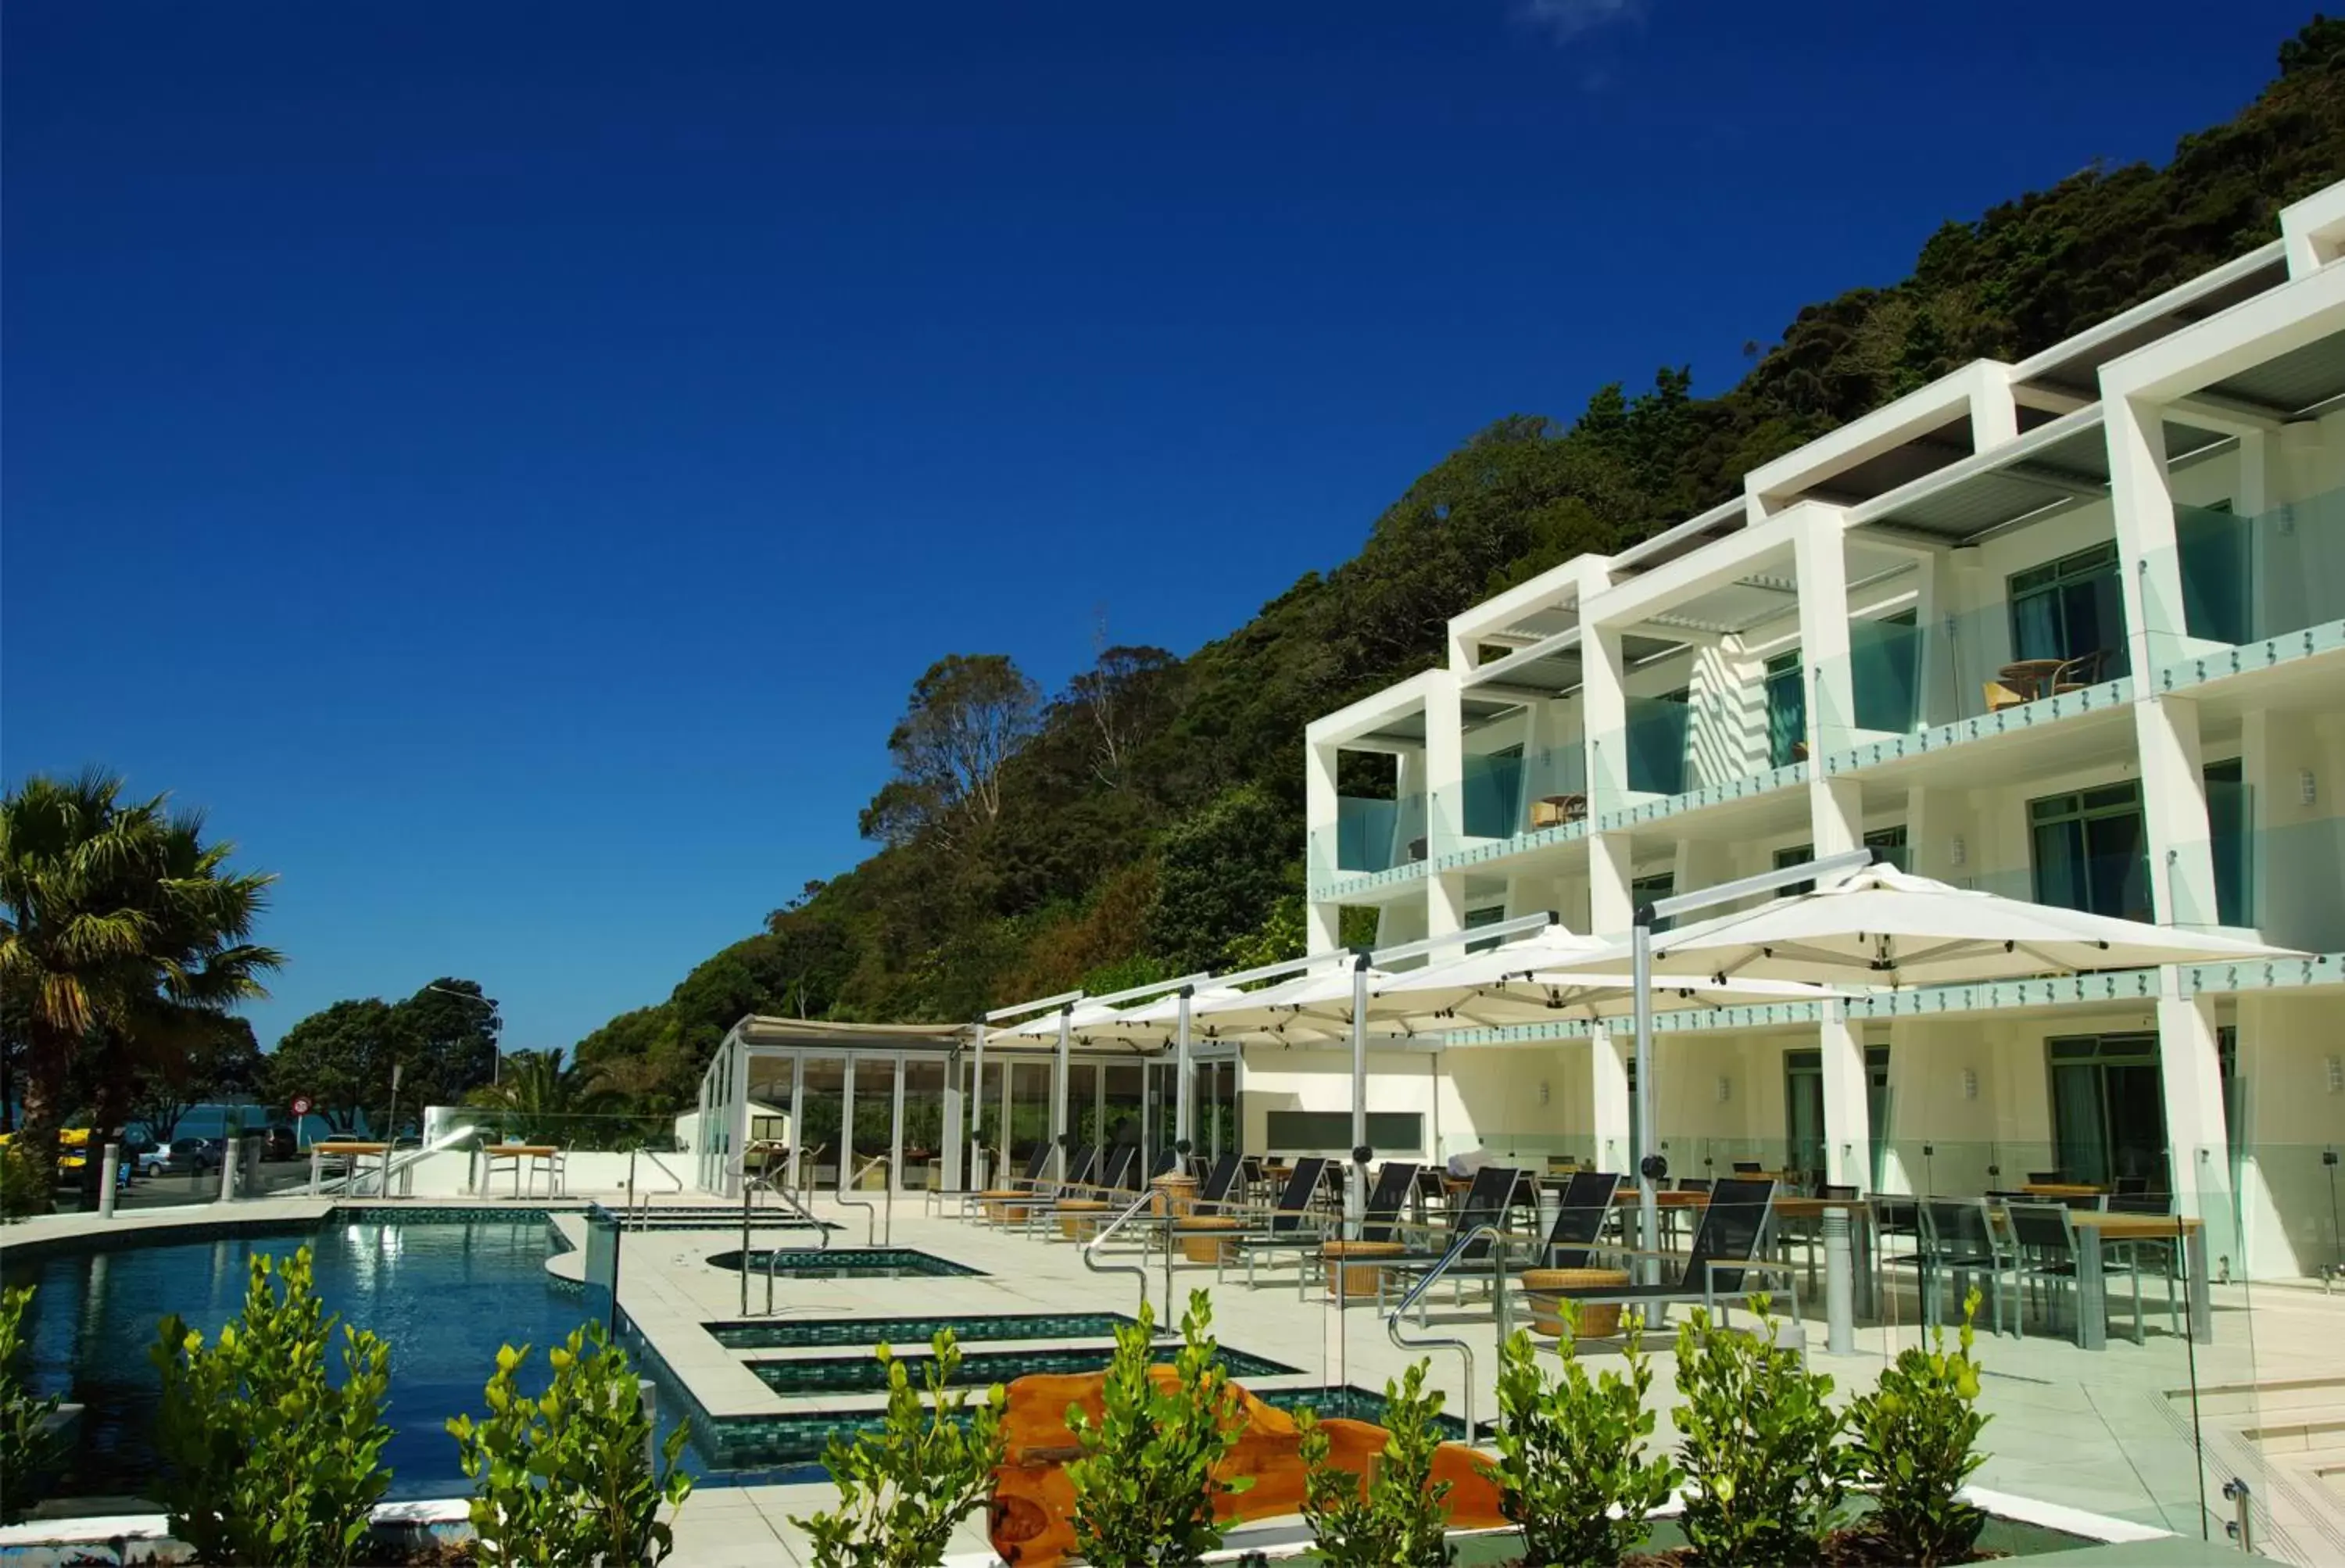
[8,1190,2344,1566]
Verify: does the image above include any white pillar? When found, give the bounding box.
[1305,738,1340,896]
[1428,870,1469,957]
[1424,672,1465,856]
[1051,1007,1073,1180]
[1812,775,1865,860]
[1590,1026,1632,1176]
[943,1044,966,1192]
[1793,505,1856,786]
[728,1041,752,1201]
[1589,832,1634,936]
[2137,693,2220,928]
[2156,975,2237,1264]
[2107,393,2193,677]
[1174,987,1194,1148]
[964,1022,987,1190]
[1584,627,1627,811]
[1817,1004,1872,1190]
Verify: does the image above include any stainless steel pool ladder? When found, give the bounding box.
[1382,1223,1509,1442]
[739,1174,828,1317]
[1082,1188,1166,1321]
[836,1155,891,1248]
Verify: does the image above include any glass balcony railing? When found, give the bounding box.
[2141,488,2345,672]
[1425,743,1591,854]
[1588,689,1801,816]
[1814,595,2132,759]
[1308,791,1429,886]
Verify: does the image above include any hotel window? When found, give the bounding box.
[1764,650,1806,768]
[2009,541,2128,678]
[1463,904,1509,955]
[1631,871,1675,933]
[2046,1033,2165,1192]
[2028,782,2150,922]
[1774,825,1908,896]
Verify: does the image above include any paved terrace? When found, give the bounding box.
[5,1190,2342,1566]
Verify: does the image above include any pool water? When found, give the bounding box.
[2,1215,628,1501]
[750,1341,1298,1394]
[709,1311,1141,1349]
[706,1247,982,1279]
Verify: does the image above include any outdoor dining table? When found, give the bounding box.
[2020,1181,2108,1199]
[2063,1208,2211,1350]
[476,1143,562,1199]
[1995,657,2071,702]
[310,1140,391,1198]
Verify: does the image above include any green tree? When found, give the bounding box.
[129,1013,261,1145]
[268,998,410,1136]
[1146,786,1299,972]
[860,654,1042,848]
[397,978,502,1108]
[0,770,281,1207]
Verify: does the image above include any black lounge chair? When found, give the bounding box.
[965,1145,1055,1225]
[1546,1177,1791,1330]
[1108,1153,1251,1255]
[1221,1157,1332,1284]
[1029,1144,1134,1240]
[1014,1144,1097,1229]
[1147,1146,1178,1180]
[1298,1162,1420,1300]
[1536,1169,1624,1269]
[1373,1164,1526,1316]
[929,1142,1033,1219]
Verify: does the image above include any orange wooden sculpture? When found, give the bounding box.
[986,1368,1507,1566]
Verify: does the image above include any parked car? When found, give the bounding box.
[151,1137,225,1176]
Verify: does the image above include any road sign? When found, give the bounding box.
[290,1095,313,1117]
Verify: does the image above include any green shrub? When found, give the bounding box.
[149,1248,392,1566]
[1,1283,65,1522]
[1298,1359,1455,1567]
[790,1330,1007,1568]
[447,1321,693,1568]
[1848,1291,1991,1566]
[1484,1307,1678,1566]
[0,1142,50,1220]
[1065,1290,1255,1566]
[1671,1297,1849,1566]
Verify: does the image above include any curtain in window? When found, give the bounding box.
[2010,592,2063,662]
[2050,1062,2108,1186]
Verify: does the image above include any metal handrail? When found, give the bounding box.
[1082,1189,1162,1319]
[836,1156,891,1247]
[738,1174,831,1316]
[1383,1223,1508,1441]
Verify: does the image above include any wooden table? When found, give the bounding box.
[2068,1210,2210,1348]
[477,1143,562,1199]
[310,1140,390,1197]
[2021,1182,2108,1200]
[1995,658,2070,703]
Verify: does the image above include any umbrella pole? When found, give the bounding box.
[968,1020,987,1190]
[1175,986,1194,1152]
[1054,1005,1072,1181]
[1349,952,1369,1226]
[1633,918,1659,1286]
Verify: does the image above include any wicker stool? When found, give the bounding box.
[1058,1199,1109,1242]
[1151,1174,1198,1217]
[978,1191,1029,1224]
[1321,1240,1405,1301]
[1177,1216,1241,1265]
[1522,1267,1629,1338]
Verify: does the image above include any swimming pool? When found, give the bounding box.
[705,1247,981,1279]
[709,1311,1143,1349]
[750,1341,1299,1394]
[1,1212,636,1501]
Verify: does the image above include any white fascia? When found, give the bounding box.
[1846,402,2108,534]
[1304,667,1445,752]
[1745,360,2020,519]
[2011,240,2290,384]
[1583,506,1807,633]
[1445,554,1610,671]
[2100,255,2345,406]
[2281,180,2345,280]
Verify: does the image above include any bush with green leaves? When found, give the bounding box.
[790,1330,1007,1568]
[447,1321,693,1568]
[1,1283,66,1522]
[149,1248,392,1567]
[1484,1306,1678,1566]
[1065,1290,1254,1566]
[0,1141,49,1221]
[1298,1358,1455,1567]
[1671,1296,1849,1566]
[1848,1291,1991,1566]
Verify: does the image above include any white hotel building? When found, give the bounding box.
[1269,181,2345,1282]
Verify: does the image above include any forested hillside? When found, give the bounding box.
[574,18,2345,1108]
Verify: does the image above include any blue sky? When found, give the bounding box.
[2,0,2314,1054]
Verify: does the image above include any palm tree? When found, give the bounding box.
[0,771,281,1206]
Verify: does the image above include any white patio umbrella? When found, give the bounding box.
[1600,863,2300,986]
[1533,857,2306,1269]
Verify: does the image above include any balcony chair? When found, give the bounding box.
[1531,794,1588,829]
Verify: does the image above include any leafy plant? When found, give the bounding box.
[149,1248,392,1566]
[1848,1291,1991,1566]
[0,1140,49,1220]
[0,1283,65,1521]
[1484,1308,1678,1566]
[1671,1296,1849,1566]
[790,1330,1008,1567]
[446,1321,693,1568]
[1065,1290,1255,1566]
[1298,1359,1455,1567]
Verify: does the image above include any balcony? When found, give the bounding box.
[1309,791,1430,895]
[1425,743,1591,873]
[1588,684,1809,830]
[2145,485,2345,689]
